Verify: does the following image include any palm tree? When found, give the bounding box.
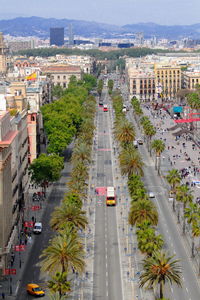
[139,250,182,299]
[128,200,158,226]
[166,169,181,211]
[119,145,144,177]
[136,227,164,256]
[40,229,85,275]
[184,202,199,225]
[48,272,71,297]
[143,124,156,153]
[50,202,88,232]
[71,142,91,164]
[191,221,200,258]
[71,162,88,180]
[131,188,148,203]
[151,139,165,174]
[115,119,135,147]
[175,185,193,233]
[48,291,68,300]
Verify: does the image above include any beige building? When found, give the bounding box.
[154,64,181,100]
[42,65,82,88]
[127,68,156,101]
[182,70,200,89]
[0,33,7,74]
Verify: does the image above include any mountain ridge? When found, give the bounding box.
[1,16,200,39]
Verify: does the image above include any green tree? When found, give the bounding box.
[119,145,144,177]
[139,251,182,299]
[128,200,158,226]
[71,142,91,164]
[40,228,85,275]
[176,185,193,233]
[115,119,135,147]
[29,153,64,192]
[151,140,165,174]
[108,79,114,94]
[50,202,88,232]
[166,169,181,211]
[48,272,71,297]
[97,79,103,96]
[136,227,164,256]
[52,84,64,99]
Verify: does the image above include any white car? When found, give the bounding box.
[33,222,42,234]
[149,192,155,198]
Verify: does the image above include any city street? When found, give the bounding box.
[126,101,200,300]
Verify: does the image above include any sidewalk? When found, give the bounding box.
[1,183,54,299]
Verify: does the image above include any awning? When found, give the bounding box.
[175,118,200,123]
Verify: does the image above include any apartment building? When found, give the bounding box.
[128,68,156,101]
[182,70,200,89]
[154,64,181,100]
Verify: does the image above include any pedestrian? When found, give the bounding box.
[2,292,5,299]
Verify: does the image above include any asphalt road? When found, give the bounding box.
[127,108,200,300]
[16,147,73,300]
[92,88,123,300]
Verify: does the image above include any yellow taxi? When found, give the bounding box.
[26,283,45,297]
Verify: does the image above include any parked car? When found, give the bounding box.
[137,138,143,145]
[149,192,155,198]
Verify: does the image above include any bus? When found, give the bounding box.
[106,187,116,206]
[103,104,108,112]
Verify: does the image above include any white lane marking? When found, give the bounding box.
[186,288,189,293]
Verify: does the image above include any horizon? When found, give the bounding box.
[0,15,199,27]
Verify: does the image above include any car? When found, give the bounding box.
[26,283,45,297]
[137,138,143,145]
[133,140,138,148]
[149,192,155,198]
[33,222,42,234]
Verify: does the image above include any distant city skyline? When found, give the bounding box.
[1,0,200,26]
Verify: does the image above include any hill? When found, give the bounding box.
[1,17,200,39]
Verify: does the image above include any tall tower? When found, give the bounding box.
[0,33,7,74]
[68,24,74,46]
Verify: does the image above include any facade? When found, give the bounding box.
[42,65,81,88]
[128,68,156,101]
[0,33,7,74]
[154,64,181,100]
[50,27,64,46]
[182,70,200,89]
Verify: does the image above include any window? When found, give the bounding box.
[31,116,35,121]
[57,75,60,80]
[63,83,66,88]
[63,75,66,80]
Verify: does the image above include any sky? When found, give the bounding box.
[1,0,200,26]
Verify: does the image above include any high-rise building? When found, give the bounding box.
[50,27,64,46]
[68,24,74,46]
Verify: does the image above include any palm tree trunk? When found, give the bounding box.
[173,197,176,212]
[159,281,164,299]
[157,156,161,175]
[182,204,186,234]
[155,155,157,170]
[191,238,195,258]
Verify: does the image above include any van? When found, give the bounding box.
[133,140,138,148]
[26,283,45,297]
[33,222,42,234]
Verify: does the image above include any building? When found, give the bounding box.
[68,24,74,46]
[0,33,7,74]
[183,70,200,89]
[154,64,181,100]
[128,68,156,101]
[42,65,81,88]
[50,28,64,46]
[8,40,35,52]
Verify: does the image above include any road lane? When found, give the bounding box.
[93,89,123,300]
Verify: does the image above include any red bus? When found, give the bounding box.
[106,187,116,206]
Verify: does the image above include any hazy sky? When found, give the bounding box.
[1,0,200,25]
